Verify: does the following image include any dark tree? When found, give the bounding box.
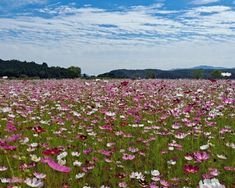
[192,69,204,79]
[0,59,81,79]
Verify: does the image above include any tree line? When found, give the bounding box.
[0,59,81,79]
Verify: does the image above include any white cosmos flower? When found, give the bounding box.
[167,160,176,165]
[73,160,82,167]
[73,111,81,117]
[151,170,160,177]
[0,178,11,183]
[30,154,41,162]
[71,151,80,157]
[168,146,174,151]
[217,154,227,160]
[100,185,110,188]
[30,143,38,148]
[0,166,8,171]
[57,152,68,160]
[130,172,145,180]
[151,176,160,182]
[226,142,235,149]
[75,173,85,179]
[20,137,29,144]
[25,178,44,188]
[27,147,36,152]
[199,178,225,188]
[58,159,66,165]
[105,111,116,117]
[33,172,46,179]
[1,107,12,113]
[200,144,209,150]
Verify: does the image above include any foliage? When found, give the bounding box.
[0,59,81,79]
[192,69,204,79]
[211,70,222,79]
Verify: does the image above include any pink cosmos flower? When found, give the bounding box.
[209,168,219,177]
[119,182,127,188]
[99,149,112,157]
[122,153,135,160]
[19,162,36,171]
[99,125,113,131]
[150,182,159,188]
[160,180,170,187]
[224,166,235,171]
[42,157,71,173]
[83,148,93,155]
[193,151,209,162]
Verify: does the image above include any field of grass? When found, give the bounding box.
[0,79,234,188]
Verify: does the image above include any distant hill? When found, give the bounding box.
[192,65,227,70]
[0,59,81,79]
[98,68,235,79]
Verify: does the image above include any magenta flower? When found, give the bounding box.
[0,144,17,151]
[43,148,62,156]
[32,126,45,134]
[5,122,17,132]
[184,164,199,173]
[5,134,21,142]
[42,157,71,173]
[120,81,129,87]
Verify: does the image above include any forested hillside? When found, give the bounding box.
[0,59,81,79]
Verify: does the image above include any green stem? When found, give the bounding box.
[6,154,15,177]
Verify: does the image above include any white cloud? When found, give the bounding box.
[191,0,220,5]
[0,0,47,8]
[0,3,235,74]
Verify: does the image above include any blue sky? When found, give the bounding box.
[0,0,235,74]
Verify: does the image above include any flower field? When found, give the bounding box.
[0,79,234,188]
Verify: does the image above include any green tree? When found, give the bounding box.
[68,66,81,77]
[146,70,157,79]
[211,70,222,79]
[192,69,204,79]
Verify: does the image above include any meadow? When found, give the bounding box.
[0,79,234,188]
